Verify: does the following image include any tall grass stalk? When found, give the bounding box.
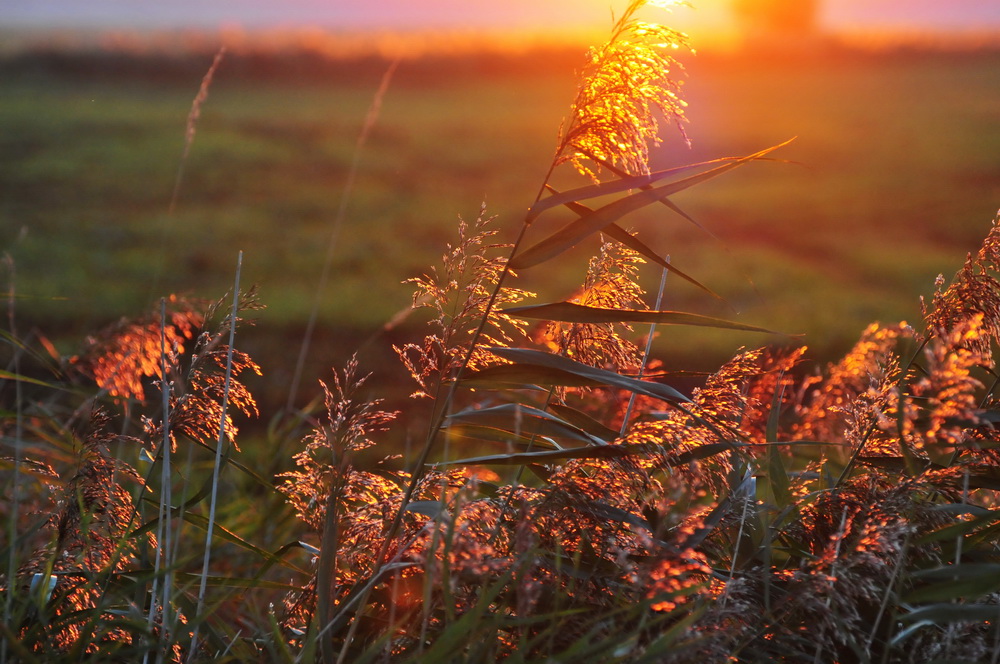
[316,461,346,664]
[150,47,226,299]
[145,297,175,664]
[371,0,695,584]
[286,57,400,414]
[189,251,243,660]
[867,529,912,656]
[620,254,670,435]
[168,47,226,218]
[1,255,21,664]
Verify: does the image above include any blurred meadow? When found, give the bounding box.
[2,38,1000,408]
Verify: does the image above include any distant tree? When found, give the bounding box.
[732,0,820,34]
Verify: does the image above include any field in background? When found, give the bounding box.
[2,44,999,407]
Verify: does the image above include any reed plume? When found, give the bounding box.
[70,295,202,403]
[141,289,262,451]
[14,412,176,659]
[395,206,533,398]
[925,213,1000,353]
[557,0,690,180]
[534,238,647,372]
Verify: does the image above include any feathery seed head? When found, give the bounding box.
[558,0,691,180]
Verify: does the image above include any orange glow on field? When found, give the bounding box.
[732,0,818,33]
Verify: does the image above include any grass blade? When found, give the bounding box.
[549,187,728,304]
[905,563,1000,603]
[436,440,747,468]
[547,403,621,442]
[547,186,724,301]
[481,347,691,403]
[446,403,608,445]
[503,301,782,334]
[764,379,791,509]
[190,251,243,661]
[446,423,564,450]
[898,603,1000,624]
[526,156,770,223]
[601,222,723,300]
[461,363,606,390]
[434,443,650,467]
[511,141,793,269]
[176,511,308,575]
[0,369,62,389]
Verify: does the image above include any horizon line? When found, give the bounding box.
[4,24,1000,59]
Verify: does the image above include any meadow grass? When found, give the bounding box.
[3,45,999,382]
[4,2,1000,661]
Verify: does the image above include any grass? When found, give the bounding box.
[4,3,1000,660]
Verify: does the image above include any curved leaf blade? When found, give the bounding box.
[433,443,647,467]
[600,222,723,300]
[0,369,62,389]
[447,403,608,445]
[445,423,562,450]
[548,403,620,442]
[527,157,762,223]
[552,189,722,301]
[436,440,745,468]
[461,363,605,390]
[899,603,1000,624]
[502,301,781,334]
[483,347,691,404]
[172,572,299,591]
[511,140,793,269]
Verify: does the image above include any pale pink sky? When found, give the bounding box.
[3,0,999,32]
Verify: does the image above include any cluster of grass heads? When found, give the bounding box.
[6,2,1000,661]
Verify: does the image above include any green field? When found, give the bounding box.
[3,46,999,401]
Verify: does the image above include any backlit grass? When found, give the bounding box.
[4,7,1000,659]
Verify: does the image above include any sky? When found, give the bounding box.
[3,0,1000,34]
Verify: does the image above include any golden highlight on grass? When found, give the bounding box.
[557,0,691,180]
[70,295,203,403]
[394,206,534,398]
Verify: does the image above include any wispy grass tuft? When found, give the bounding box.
[169,47,226,218]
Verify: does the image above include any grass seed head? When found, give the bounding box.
[558,0,691,180]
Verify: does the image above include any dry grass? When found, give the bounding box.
[4,1,1000,662]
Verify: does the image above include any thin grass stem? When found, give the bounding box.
[150,48,226,299]
[168,48,226,218]
[156,297,175,663]
[720,488,752,610]
[2,255,22,664]
[621,255,670,436]
[371,157,560,572]
[286,57,400,414]
[866,528,911,656]
[317,466,347,664]
[144,300,169,664]
[189,250,243,660]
